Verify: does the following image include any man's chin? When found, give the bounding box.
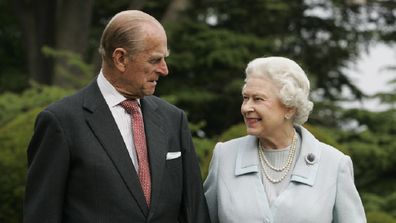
[143,88,156,96]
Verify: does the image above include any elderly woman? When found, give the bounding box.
[203,57,366,223]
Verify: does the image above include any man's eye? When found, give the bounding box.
[149,58,162,64]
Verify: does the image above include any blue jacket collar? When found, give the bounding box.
[235,135,259,176]
[234,126,322,186]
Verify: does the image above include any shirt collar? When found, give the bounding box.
[97,70,141,108]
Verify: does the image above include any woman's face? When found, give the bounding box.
[241,76,291,138]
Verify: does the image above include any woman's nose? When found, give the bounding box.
[241,101,254,113]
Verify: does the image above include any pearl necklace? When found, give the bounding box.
[258,132,297,184]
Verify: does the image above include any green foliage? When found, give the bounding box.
[363,192,396,217]
[337,109,396,192]
[0,86,72,222]
[366,211,396,223]
[0,108,42,223]
[218,123,246,142]
[0,85,73,126]
[193,137,216,178]
[324,108,396,221]
[164,20,271,92]
[189,0,369,100]
[157,20,276,135]
[0,68,29,94]
[42,46,94,89]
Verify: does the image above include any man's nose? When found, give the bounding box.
[158,59,168,76]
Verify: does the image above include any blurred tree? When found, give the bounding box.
[3,0,192,89]
[160,21,272,135]
[0,0,28,93]
[11,0,57,85]
[2,0,394,98]
[162,0,189,22]
[52,0,94,86]
[186,0,372,98]
[10,0,93,86]
[157,0,388,135]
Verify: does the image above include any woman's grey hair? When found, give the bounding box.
[98,10,162,66]
[244,56,314,125]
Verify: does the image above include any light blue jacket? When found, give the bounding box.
[204,126,366,223]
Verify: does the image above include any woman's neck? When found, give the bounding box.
[259,127,295,149]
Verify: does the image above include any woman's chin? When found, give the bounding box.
[246,128,260,137]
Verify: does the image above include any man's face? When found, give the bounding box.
[116,27,169,99]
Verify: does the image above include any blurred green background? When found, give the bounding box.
[0,0,395,222]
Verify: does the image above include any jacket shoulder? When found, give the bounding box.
[220,135,253,146]
[298,125,348,163]
[319,141,348,162]
[44,87,87,117]
[214,135,254,155]
[144,95,183,113]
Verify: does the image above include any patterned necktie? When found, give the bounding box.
[120,99,151,206]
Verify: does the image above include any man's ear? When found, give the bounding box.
[112,48,128,72]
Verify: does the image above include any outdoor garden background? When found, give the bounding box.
[0,0,395,222]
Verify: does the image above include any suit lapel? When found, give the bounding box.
[235,135,259,176]
[82,81,149,216]
[234,136,271,218]
[291,126,322,186]
[140,97,167,213]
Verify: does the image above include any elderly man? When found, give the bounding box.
[24,10,210,223]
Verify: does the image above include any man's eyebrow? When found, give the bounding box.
[151,49,169,59]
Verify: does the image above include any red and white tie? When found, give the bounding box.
[120,99,151,206]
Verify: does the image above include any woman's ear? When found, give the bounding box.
[285,107,297,120]
[112,48,128,72]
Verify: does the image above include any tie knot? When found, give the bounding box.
[120,99,139,114]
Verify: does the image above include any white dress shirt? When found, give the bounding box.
[97,71,141,171]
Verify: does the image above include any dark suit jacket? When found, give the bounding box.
[24,80,210,223]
